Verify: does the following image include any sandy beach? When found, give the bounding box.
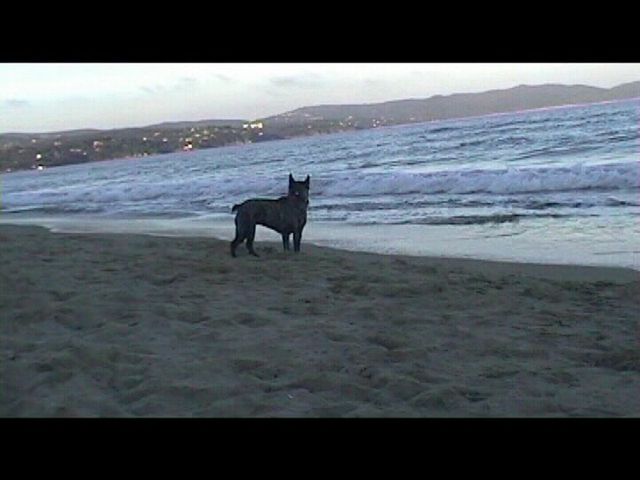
[1,224,638,417]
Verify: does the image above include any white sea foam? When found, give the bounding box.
[3,161,638,215]
[318,161,639,196]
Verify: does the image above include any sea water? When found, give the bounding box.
[2,99,638,269]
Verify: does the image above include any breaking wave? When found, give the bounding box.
[2,161,637,216]
[316,162,638,197]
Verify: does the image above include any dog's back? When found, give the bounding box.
[232,197,282,213]
[232,198,289,230]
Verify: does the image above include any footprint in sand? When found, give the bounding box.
[49,290,76,302]
[234,312,272,327]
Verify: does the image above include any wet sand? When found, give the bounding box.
[1,224,638,417]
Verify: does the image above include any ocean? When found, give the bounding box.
[2,98,639,269]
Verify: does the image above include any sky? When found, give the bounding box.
[1,63,638,133]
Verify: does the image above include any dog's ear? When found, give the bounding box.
[304,175,310,188]
[289,173,294,187]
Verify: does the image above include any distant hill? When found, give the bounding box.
[262,81,640,127]
[605,80,640,100]
[0,120,254,172]
[148,119,247,129]
[1,120,245,138]
[2,81,638,172]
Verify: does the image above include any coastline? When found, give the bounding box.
[1,223,638,417]
[1,215,638,272]
[3,94,637,174]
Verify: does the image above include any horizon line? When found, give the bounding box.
[2,78,638,136]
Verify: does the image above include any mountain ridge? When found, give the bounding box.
[2,80,638,172]
[261,82,639,126]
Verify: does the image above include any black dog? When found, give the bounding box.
[230,174,310,257]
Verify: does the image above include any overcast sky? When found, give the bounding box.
[1,63,638,133]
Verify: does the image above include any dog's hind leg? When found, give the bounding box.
[246,224,259,257]
[230,232,243,257]
[282,233,291,251]
[230,216,246,257]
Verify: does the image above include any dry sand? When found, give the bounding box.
[1,224,638,417]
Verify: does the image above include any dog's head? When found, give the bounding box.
[288,173,310,206]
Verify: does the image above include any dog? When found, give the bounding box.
[230,173,310,257]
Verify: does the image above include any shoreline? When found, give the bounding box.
[2,221,638,281]
[1,215,638,273]
[1,223,638,417]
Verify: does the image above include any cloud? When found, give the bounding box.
[268,73,325,89]
[140,77,200,95]
[3,98,30,108]
[362,78,385,86]
[212,73,233,83]
[140,84,165,95]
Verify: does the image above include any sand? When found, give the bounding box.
[1,224,638,417]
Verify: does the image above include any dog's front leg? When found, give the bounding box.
[293,230,302,252]
[282,233,291,251]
